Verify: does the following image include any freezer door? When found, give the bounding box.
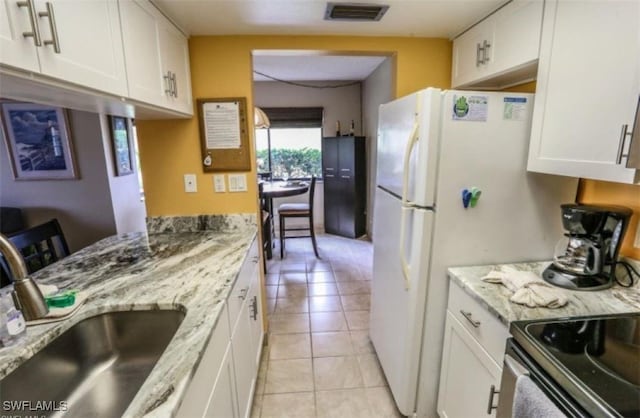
[376,88,441,207]
[370,187,435,416]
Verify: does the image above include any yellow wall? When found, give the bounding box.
[137,35,452,216]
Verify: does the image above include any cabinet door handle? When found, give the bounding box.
[340,168,351,172]
[617,124,632,164]
[340,175,351,179]
[482,40,491,64]
[251,255,259,264]
[486,385,499,414]
[171,72,178,98]
[460,310,481,327]
[250,296,258,321]
[38,2,60,53]
[238,286,249,300]
[163,72,172,96]
[476,43,482,67]
[325,174,335,178]
[17,0,42,46]
[325,167,334,171]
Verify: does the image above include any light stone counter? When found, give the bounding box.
[0,214,257,417]
[447,261,640,326]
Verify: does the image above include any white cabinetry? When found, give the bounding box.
[0,0,40,72]
[178,307,237,418]
[527,0,640,184]
[230,240,263,418]
[119,0,193,115]
[0,0,127,96]
[437,283,509,418]
[452,0,543,89]
[177,238,263,418]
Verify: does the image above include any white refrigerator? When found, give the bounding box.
[369,88,578,417]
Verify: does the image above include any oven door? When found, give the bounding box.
[496,339,587,418]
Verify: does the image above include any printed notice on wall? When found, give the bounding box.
[452,95,488,122]
[503,97,527,121]
[203,101,241,149]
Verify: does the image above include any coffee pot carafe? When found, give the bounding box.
[552,236,602,276]
[543,204,632,290]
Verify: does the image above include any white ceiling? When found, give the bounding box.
[153,0,505,82]
[154,0,504,38]
[253,55,388,81]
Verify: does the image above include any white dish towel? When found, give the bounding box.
[513,375,566,418]
[482,266,568,309]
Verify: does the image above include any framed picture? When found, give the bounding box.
[1,103,78,180]
[109,116,134,176]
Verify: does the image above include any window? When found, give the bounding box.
[255,107,323,180]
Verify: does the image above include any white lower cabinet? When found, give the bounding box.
[437,282,509,418]
[205,346,238,418]
[437,312,502,418]
[231,242,263,418]
[178,239,263,418]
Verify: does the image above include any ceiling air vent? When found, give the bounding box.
[324,2,389,21]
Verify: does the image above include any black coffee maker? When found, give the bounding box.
[542,204,633,290]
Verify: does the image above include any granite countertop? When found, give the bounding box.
[0,214,257,417]
[448,261,640,327]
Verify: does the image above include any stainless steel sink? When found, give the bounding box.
[0,310,185,417]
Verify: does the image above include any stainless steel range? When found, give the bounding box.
[497,313,640,417]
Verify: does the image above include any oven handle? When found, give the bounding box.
[504,354,530,378]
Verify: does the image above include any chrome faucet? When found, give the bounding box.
[0,234,48,320]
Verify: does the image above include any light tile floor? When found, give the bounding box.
[251,234,403,418]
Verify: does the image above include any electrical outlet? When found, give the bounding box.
[213,175,226,192]
[228,174,247,192]
[184,174,197,193]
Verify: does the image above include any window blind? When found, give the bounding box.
[261,107,324,128]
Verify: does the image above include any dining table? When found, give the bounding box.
[260,180,310,259]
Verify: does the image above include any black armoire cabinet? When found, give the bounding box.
[322,136,366,238]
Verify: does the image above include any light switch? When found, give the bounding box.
[213,175,226,192]
[228,174,247,192]
[184,174,197,193]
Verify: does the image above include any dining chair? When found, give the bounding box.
[258,182,272,270]
[0,219,70,282]
[278,176,319,258]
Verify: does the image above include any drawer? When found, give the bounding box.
[447,281,509,364]
[228,238,259,331]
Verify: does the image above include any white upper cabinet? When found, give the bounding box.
[0,0,41,72]
[0,0,127,96]
[118,0,163,105]
[452,0,543,89]
[527,0,640,184]
[451,20,493,88]
[119,0,193,115]
[34,0,127,95]
[158,20,192,114]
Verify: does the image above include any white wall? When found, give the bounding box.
[99,115,147,234]
[254,80,362,231]
[0,109,146,252]
[362,59,393,237]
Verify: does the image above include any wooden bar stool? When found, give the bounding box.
[278,176,319,258]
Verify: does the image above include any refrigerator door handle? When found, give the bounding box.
[398,122,420,289]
